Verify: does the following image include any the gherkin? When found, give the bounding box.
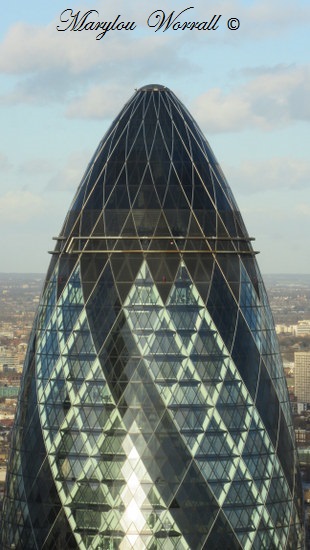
[1,84,305,549]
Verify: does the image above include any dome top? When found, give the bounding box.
[137,84,168,92]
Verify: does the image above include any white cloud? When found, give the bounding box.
[295,203,310,217]
[0,14,177,76]
[246,0,310,32]
[66,84,131,119]
[192,65,310,132]
[0,0,308,76]
[18,158,54,176]
[229,157,310,193]
[187,0,310,41]
[0,153,11,172]
[0,190,44,223]
[1,0,308,114]
[0,22,68,74]
[47,151,92,192]
[0,16,186,108]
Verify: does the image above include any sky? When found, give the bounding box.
[0,0,309,274]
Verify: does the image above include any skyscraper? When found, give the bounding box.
[1,84,304,549]
[295,351,310,405]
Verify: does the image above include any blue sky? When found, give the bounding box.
[0,0,309,273]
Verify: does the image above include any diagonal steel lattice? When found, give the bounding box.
[1,84,305,549]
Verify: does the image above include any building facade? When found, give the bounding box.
[295,351,310,405]
[296,321,310,337]
[1,85,305,549]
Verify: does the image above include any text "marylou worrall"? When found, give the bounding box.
[56,8,239,41]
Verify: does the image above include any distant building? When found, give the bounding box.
[295,428,310,445]
[0,353,18,372]
[0,331,14,339]
[275,321,310,336]
[295,320,310,337]
[275,324,295,334]
[295,352,310,404]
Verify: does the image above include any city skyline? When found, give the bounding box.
[0,0,309,274]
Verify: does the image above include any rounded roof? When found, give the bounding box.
[137,84,168,92]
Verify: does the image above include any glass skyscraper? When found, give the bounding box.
[1,84,305,549]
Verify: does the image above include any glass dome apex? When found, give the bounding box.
[60,82,248,248]
[137,83,168,91]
